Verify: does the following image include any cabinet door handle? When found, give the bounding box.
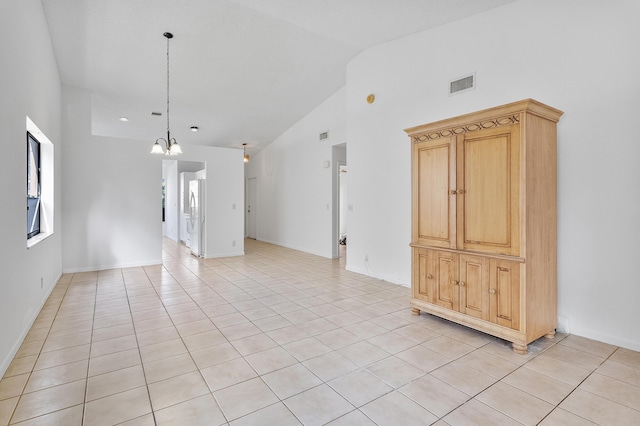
[489,288,496,294]
[426,274,433,279]
[459,281,465,287]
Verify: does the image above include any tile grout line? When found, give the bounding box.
[5,239,637,425]
[535,345,627,424]
[161,242,337,425]
[162,244,303,425]
[6,275,73,425]
[150,250,232,424]
[80,271,100,426]
[120,266,158,426]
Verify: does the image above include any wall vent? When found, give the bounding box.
[449,73,475,95]
[319,131,329,141]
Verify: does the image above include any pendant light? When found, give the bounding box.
[151,32,182,155]
[243,143,250,163]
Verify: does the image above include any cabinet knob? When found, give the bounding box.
[453,280,459,286]
[426,274,433,279]
[489,288,496,294]
[457,189,465,194]
[459,281,465,287]
[450,190,457,195]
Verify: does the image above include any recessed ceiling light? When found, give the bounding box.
[119,117,129,122]
[190,126,199,132]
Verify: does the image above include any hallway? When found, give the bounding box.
[1,239,639,425]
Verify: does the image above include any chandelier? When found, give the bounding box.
[243,143,250,163]
[151,32,183,155]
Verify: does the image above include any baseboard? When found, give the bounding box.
[344,264,409,287]
[0,271,61,378]
[568,325,640,352]
[204,250,245,259]
[62,259,163,274]
[256,238,332,259]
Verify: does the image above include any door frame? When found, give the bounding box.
[246,176,257,239]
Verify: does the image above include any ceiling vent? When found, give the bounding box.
[319,131,329,141]
[449,73,475,95]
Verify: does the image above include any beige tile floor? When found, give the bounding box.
[1,238,640,425]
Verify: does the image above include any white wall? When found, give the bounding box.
[0,0,63,375]
[345,0,640,350]
[162,160,179,242]
[246,87,347,258]
[178,146,245,259]
[62,87,245,271]
[62,87,163,272]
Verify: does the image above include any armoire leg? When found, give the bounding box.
[511,342,528,355]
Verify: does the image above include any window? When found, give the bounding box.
[27,132,41,239]
[26,116,54,247]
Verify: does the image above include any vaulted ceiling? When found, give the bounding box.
[42,0,516,155]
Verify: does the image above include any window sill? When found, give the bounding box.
[27,231,53,249]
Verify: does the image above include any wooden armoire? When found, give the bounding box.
[405,99,563,354]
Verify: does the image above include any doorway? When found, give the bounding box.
[331,144,347,259]
[338,163,347,259]
[246,177,257,239]
[162,160,205,247]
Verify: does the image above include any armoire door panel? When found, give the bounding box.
[458,126,520,256]
[434,251,458,311]
[460,255,489,320]
[464,135,509,244]
[489,259,521,330]
[414,138,456,248]
[413,249,433,303]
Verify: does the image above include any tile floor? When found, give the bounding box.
[1,238,640,425]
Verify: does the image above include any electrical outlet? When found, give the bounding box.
[364,255,368,262]
[40,277,43,288]
[232,240,236,247]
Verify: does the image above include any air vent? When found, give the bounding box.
[151,112,162,116]
[319,131,329,141]
[449,73,475,95]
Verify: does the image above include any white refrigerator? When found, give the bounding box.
[189,179,205,257]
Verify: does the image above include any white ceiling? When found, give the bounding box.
[41,0,516,155]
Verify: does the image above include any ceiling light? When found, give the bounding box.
[119,117,129,122]
[243,143,250,163]
[151,32,182,156]
[190,126,199,132]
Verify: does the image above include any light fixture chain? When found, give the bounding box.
[152,32,181,155]
[166,34,170,137]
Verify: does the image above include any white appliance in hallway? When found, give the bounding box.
[189,179,205,257]
[179,171,196,247]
